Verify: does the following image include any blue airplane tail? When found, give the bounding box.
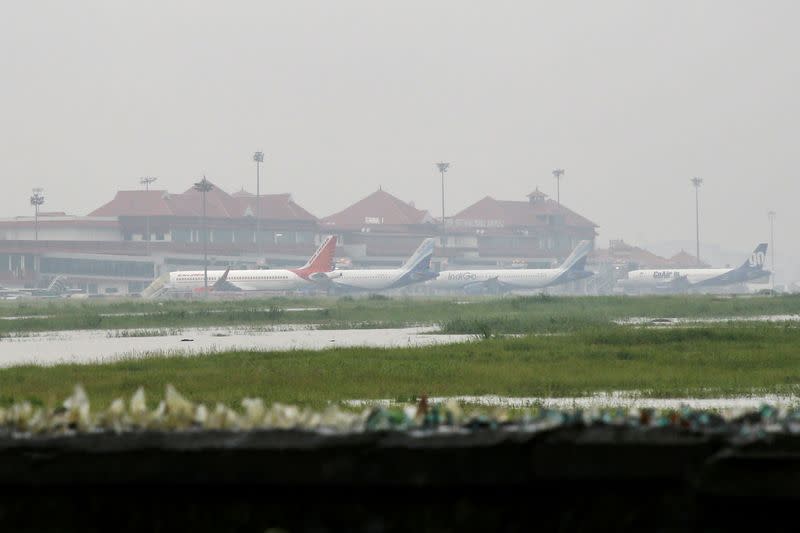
[401,238,436,274]
[738,243,768,271]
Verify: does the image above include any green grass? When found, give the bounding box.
[3,323,800,409]
[1,294,799,335]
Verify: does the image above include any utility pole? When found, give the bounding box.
[690,177,703,266]
[140,177,157,256]
[253,151,264,259]
[193,176,214,292]
[436,162,450,249]
[768,210,776,290]
[552,168,565,205]
[29,188,45,241]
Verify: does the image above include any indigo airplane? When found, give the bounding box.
[311,238,437,291]
[427,240,593,292]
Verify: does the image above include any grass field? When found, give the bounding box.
[1,293,800,336]
[2,322,799,409]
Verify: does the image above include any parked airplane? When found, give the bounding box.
[164,236,337,294]
[310,238,437,292]
[619,243,769,292]
[426,240,593,292]
[0,276,79,299]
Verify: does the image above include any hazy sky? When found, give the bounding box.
[1,2,798,276]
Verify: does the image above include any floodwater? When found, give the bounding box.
[0,326,475,367]
[346,392,800,410]
[0,307,325,321]
[614,314,800,326]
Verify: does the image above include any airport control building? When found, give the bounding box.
[0,181,599,295]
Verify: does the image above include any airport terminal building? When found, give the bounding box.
[0,181,600,295]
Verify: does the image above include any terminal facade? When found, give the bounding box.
[0,181,600,295]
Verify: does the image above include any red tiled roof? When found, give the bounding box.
[90,190,174,217]
[669,250,710,268]
[234,193,317,221]
[231,188,255,198]
[591,240,672,268]
[322,189,434,228]
[90,184,317,221]
[179,182,244,218]
[451,196,597,229]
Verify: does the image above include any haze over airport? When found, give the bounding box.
[1,1,797,279]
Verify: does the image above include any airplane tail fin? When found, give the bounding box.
[294,236,337,277]
[401,238,436,273]
[211,267,232,291]
[559,240,592,272]
[738,243,768,271]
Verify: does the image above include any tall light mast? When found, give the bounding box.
[193,176,214,292]
[436,162,450,249]
[140,177,157,255]
[552,168,565,205]
[768,210,776,290]
[253,151,264,258]
[690,177,703,266]
[30,188,45,241]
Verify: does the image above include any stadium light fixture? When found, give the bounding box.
[139,176,157,191]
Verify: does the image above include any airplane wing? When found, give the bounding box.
[308,271,341,286]
[461,276,512,293]
[410,271,438,282]
[653,274,691,292]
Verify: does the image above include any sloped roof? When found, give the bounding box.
[526,187,548,200]
[322,189,434,228]
[452,195,597,228]
[591,240,673,268]
[669,250,710,268]
[90,190,174,217]
[231,188,255,198]
[179,182,244,218]
[234,193,317,221]
[90,183,317,221]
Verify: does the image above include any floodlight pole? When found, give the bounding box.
[768,210,776,290]
[436,162,450,249]
[253,151,264,258]
[139,177,157,255]
[29,188,45,241]
[691,177,703,266]
[552,168,565,205]
[194,177,214,292]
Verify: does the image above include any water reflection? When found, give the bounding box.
[0,326,474,367]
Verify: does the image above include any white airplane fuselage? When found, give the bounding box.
[623,266,768,290]
[428,268,569,291]
[169,269,308,292]
[620,244,770,292]
[320,237,438,292]
[326,268,426,291]
[624,268,733,288]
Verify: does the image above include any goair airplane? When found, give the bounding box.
[426,240,593,292]
[310,238,437,291]
[619,243,769,292]
[165,236,337,293]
